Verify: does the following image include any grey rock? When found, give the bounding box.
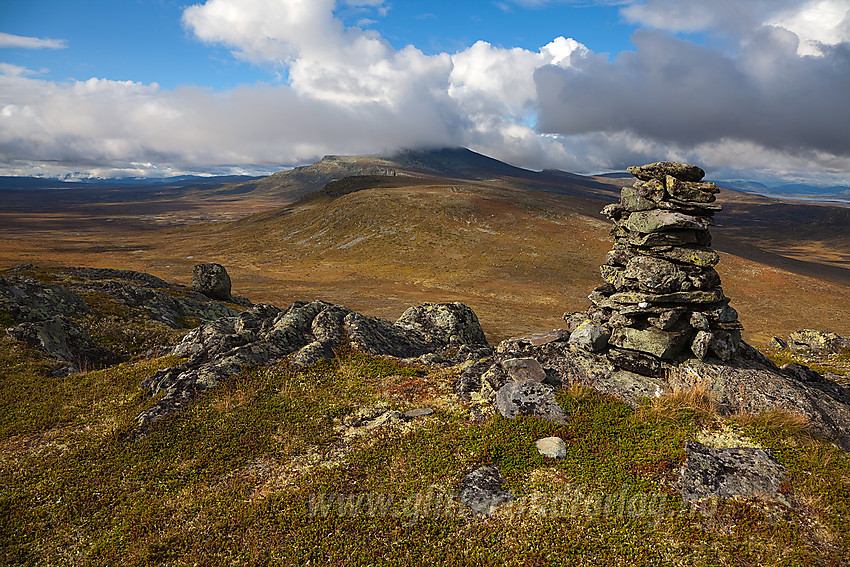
[610,289,725,305]
[781,362,822,383]
[494,381,569,424]
[628,229,710,248]
[501,357,546,383]
[6,315,110,364]
[627,162,706,182]
[607,348,664,378]
[769,336,789,349]
[192,263,232,301]
[568,321,610,353]
[690,312,711,331]
[691,331,713,361]
[709,331,739,362]
[665,176,717,203]
[535,437,568,459]
[140,299,491,431]
[677,440,788,504]
[625,210,712,234]
[647,307,686,331]
[403,407,434,419]
[647,245,719,268]
[633,178,666,201]
[458,465,512,515]
[609,325,692,360]
[395,302,488,349]
[788,329,848,353]
[623,255,687,294]
[0,277,91,323]
[620,186,656,211]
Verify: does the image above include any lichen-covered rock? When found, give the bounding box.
[568,320,609,352]
[6,315,110,364]
[494,381,569,424]
[395,302,488,348]
[1,267,237,368]
[665,176,718,203]
[609,325,691,360]
[138,300,491,432]
[691,331,713,361]
[676,440,789,504]
[0,276,91,323]
[625,210,712,234]
[192,263,232,301]
[787,329,849,353]
[500,357,546,383]
[623,256,687,294]
[458,465,512,515]
[627,162,706,182]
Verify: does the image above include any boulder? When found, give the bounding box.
[395,302,488,348]
[192,263,232,301]
[788,329,848,353]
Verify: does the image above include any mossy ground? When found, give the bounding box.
[2,337,849,566]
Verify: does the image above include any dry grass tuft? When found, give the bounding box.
[730,409,813,440]
[637,368,717,424]
[565,380,597,402]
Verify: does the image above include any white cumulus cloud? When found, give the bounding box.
[1,0,849,184]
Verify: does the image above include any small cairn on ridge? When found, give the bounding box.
[569,161,743,376]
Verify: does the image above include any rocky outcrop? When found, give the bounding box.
[1,266,242,371]
[6,315,109,364]
[137,300,491,431]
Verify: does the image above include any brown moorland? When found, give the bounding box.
[2,148,849,346]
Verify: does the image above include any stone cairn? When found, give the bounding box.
[568,161,743,377]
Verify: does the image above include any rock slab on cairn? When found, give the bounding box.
[582,161,743,371]
[193,263,232,301]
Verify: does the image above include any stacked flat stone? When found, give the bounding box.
[586,162,743,373]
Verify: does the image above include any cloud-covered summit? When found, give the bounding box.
[1,0,848,184]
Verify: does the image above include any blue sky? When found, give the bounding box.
[1,1,849,183]
[2,1,635,89]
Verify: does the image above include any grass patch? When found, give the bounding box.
[74,290,186,361]
[1,348,848,566]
